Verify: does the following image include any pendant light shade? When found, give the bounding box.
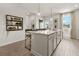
[37,12,40,16]
[51,8,52,17]
[37,3,41,16]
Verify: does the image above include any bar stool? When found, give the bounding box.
[25,32,31,50]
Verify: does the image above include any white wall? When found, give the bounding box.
[71,10,79,39]
[74,10,79,39]
[71,12,77,39]
[0,3,31,46]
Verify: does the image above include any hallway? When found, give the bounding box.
[63,13,71,40]
[63,27,71,39]
[53,39,79,56]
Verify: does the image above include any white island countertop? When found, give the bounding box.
[31,29,61,35]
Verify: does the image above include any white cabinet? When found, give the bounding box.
[53,33,57,50]
[31,33,55,56]
[57,31,61,45]
[31,30,62,56]
[31,34,43,55]
[49,34,54,55]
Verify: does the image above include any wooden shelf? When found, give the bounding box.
[7,20,22,22]
[6,15,23,31]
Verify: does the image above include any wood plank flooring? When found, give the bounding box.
[0,40,32,56]
[52,39,79,56]
[0,39,79,56]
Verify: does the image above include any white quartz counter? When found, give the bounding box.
[30,29,61,35]
[32,30,55,35]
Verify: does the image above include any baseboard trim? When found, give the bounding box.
[31,49,42,56]
[0,39,25,47]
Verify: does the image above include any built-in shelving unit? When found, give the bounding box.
[6,15,23,31]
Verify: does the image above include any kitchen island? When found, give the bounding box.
[25,29,46,50]
[31,30,62,56]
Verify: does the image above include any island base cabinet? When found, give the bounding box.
[57,31,62,45]
[48,34,54,55]
[31,32,61,56]
[53,33,57,50]
[31,34,48,56]
[31,34,43,56]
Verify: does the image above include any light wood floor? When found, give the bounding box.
[0,39,79,56]
[52,39,79,56]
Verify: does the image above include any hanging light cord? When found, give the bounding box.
[38,3,40,13]
[51,8,52,17]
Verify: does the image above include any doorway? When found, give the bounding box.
[62,13,72,39]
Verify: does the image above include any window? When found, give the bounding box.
[39,19,49,29]
[63,14,71,28]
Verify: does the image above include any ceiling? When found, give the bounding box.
[19,3,79,16]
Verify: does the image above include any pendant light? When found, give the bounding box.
[50,8,53,21]
[37,3,41,16]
